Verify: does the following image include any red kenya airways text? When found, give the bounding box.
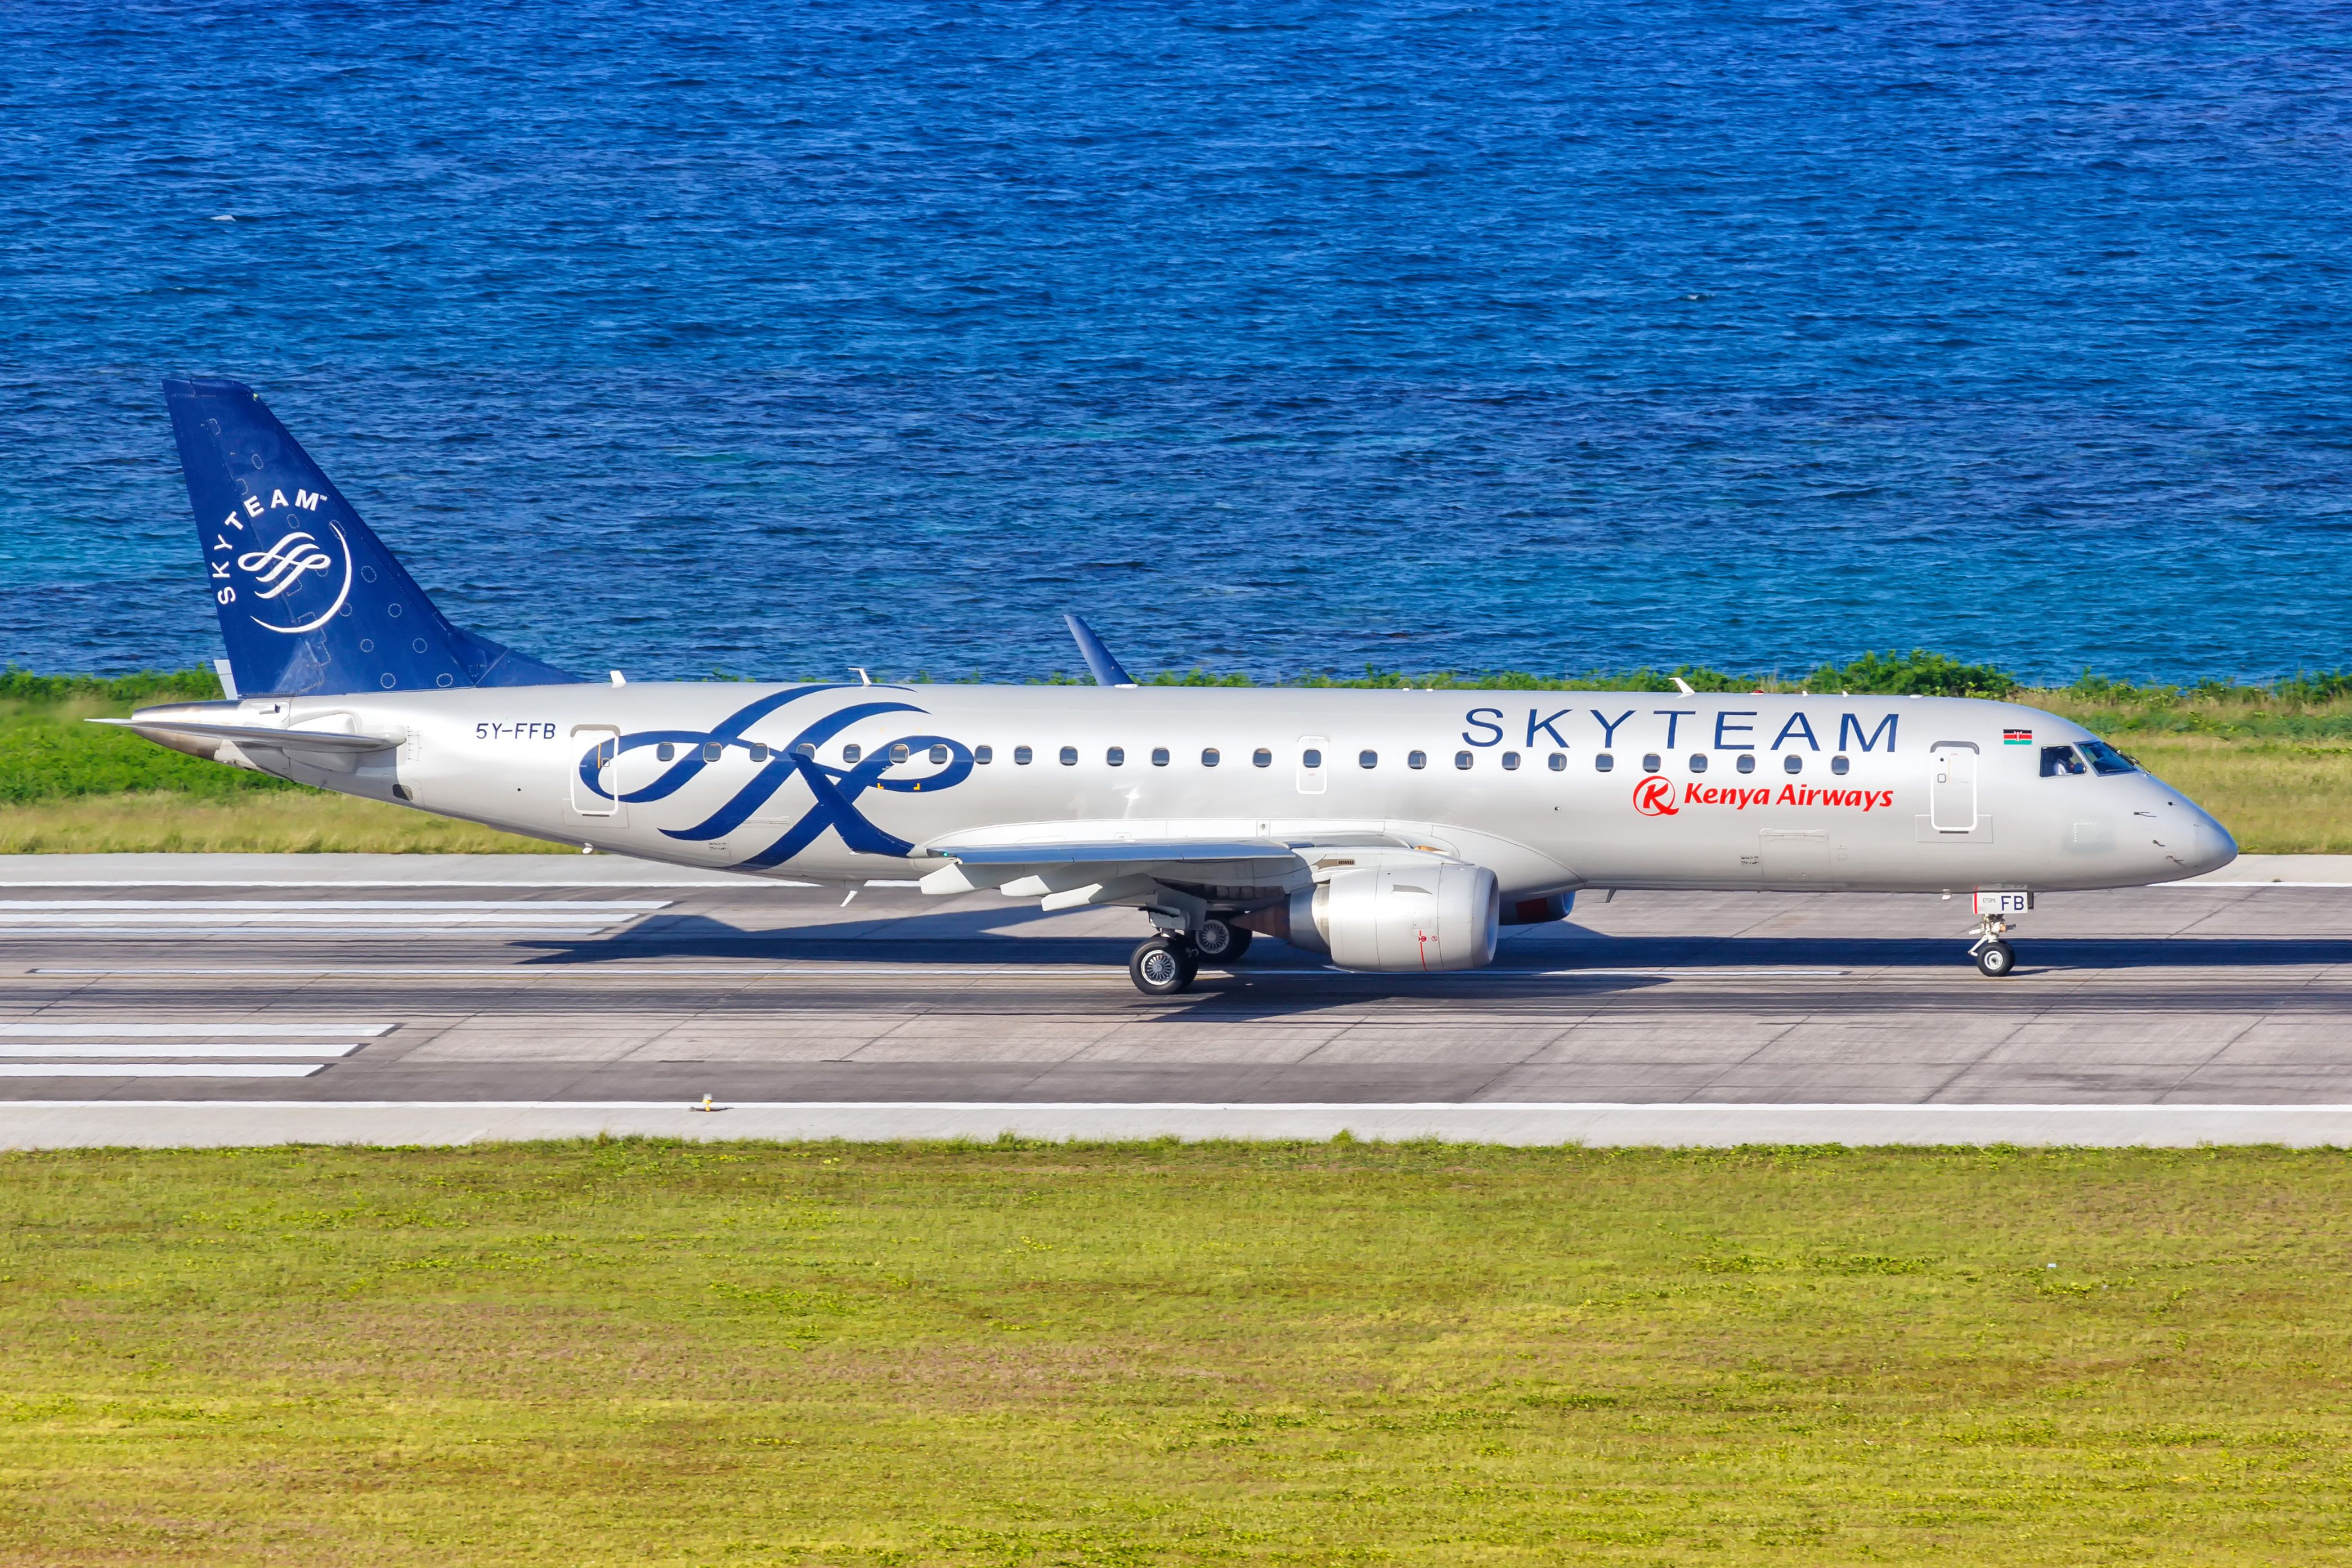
[1683,783,1895,811]
[1634,777,1897,817]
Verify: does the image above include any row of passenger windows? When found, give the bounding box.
[647,739,1858,777]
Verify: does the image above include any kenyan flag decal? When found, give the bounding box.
[2003,728,2032,745]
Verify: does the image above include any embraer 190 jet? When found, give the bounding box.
[114,379,2238,993]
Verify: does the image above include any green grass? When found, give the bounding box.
[9,658,2352,852]
[1,1141,2348,1564]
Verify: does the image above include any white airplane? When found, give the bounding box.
[116,378,2237,994]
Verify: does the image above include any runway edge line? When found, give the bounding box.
[7,1101,2352,1149]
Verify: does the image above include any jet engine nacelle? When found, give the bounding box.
[1253,863,1500,973]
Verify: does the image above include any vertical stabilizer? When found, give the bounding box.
[163,377,583,697]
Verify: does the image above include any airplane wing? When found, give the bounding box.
[917,825,1449,913]
[91,717,405,754]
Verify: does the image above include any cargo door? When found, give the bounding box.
[1758,828,1831,881]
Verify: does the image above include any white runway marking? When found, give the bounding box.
[0,1042,362,1059]
[0,1023,393,1037]
[0,1064,325,1078]
[6,1100,2352,1146]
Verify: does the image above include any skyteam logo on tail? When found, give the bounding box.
[208,487,354,635]
[578,686,973,869]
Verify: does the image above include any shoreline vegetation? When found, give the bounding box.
[3,653,2350,853]
[3,1141,2349,1562]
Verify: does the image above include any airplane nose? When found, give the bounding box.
[2193,809,2238,875]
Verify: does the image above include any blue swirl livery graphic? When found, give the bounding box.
[576,685,972,868]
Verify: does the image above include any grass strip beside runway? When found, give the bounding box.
[1,1140,2346,1564]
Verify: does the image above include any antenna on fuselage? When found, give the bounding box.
[1671,676,1696,696]
[1063,614,1137,688]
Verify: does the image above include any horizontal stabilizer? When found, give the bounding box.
[92,716,404,753]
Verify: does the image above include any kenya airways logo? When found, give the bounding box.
[1637,778,1898,815]
[1632,777,1679,816]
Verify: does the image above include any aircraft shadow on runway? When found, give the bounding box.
[512,912,2352,979]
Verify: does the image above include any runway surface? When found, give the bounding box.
[4,854,2351,1145]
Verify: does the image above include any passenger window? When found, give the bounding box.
[1454,751,1473,770]
[2078,739,2136,776]
[2041,744,2087,777]
[889,743,910,765]
[842,743,861,764]
[1359,750,1377,769]
[1735,754,1755,774]
[1595,752,1614,772]
[1641,753,1661,774]
[929,745,948,764]
[1302,748,1323,768]
[1151,747,1170,767]
[657,742,675,762]
[1784,754,1803,774]
[1408,750,1427,770]
[702,742,722,763]
[793,742,815,760]
[1059,746,1078,766]
[748,743,768,763]
[1502,751,1521,771]
[1253,748,1272,768]
[1688,753,1707,774]
[1202,747,1221,767]
[1106,746,1126,767]
[1830,754,1849,775]
[1014,746,1033,765]
[1548,752,1567,772]
[975,745,993,764]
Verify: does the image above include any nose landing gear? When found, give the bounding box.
[1968,913,2018,977]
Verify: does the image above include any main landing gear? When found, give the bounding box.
[1130,935,1199,997]
[1128,917,1254,996]
[1969,913,2018,978]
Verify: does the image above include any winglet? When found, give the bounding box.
[1063,614,1136,688]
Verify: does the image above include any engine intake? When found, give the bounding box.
[1240,863,1499,972]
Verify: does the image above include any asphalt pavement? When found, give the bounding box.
[3,853,2350,1146]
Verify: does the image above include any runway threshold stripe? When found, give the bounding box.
[0,1064,325,1078]
[0,1023,392,1037]
[0,1043,361,1059]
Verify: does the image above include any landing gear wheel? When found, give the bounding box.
[1193,919,1252,962]
[1975,940,2017,978]
[1130,937,1198,996]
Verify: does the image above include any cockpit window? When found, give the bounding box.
[2077,738,2136,776]
[2040,745,2086,778]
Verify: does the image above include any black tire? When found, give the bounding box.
[1194,919,1251,962]
[1130,937,1195,996]
[1975,940,2017,978]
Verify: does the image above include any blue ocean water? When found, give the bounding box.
[3,2,2349,684]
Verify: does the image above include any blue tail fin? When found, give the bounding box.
[163,378,583,697]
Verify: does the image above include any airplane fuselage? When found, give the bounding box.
[127,680,2237,898]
